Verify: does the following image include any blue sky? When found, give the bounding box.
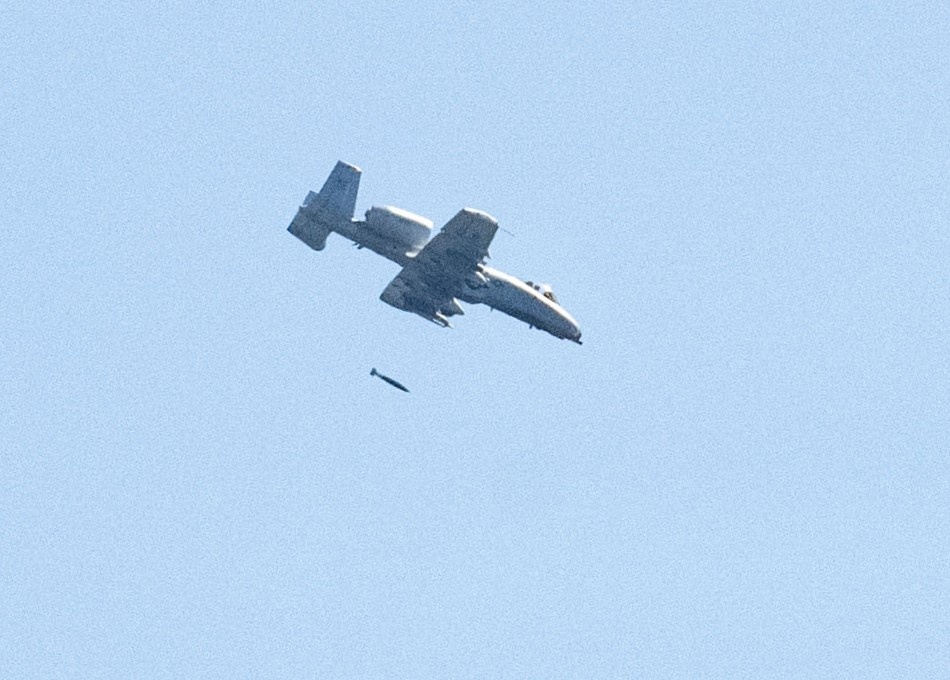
[3,1,948,677]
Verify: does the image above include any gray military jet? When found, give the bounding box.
[287,162,582,344]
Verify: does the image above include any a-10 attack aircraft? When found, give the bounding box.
[287,161,582,344]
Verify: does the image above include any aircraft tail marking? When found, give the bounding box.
[313,161,361,220]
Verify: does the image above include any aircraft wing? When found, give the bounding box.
[423,207,499,264]
[379,208,498,326]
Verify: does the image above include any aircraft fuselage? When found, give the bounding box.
[459,266,582,342]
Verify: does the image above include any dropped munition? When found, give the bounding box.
[370,368,409,393]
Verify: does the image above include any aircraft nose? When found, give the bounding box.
[566,320,582,344]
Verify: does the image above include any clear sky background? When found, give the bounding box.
[3,1,948,677]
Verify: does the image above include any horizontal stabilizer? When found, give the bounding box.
[288,207,332,250]
[287,161,361,250]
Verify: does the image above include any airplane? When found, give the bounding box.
[287,161,582,344]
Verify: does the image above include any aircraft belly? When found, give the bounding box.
[471,270,578,340]
[335,220,415,266]
[482,283,554,332]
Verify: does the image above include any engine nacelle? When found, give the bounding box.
[364,205,433,252]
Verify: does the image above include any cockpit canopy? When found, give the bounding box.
[524,281,560,305]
